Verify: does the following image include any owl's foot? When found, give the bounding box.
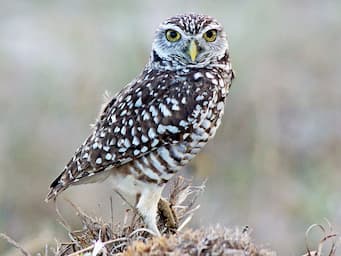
[135,186,162,236]
[158,197,178,233]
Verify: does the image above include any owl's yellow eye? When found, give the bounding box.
[203,29,217,42]
[165,29,181,42]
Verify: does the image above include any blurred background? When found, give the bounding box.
[1,0,340,255]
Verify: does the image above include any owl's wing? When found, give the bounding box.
[46,69,221,200]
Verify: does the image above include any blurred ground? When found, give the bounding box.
[0,0,340,255]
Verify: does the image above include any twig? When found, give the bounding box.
[54,199,71,232]
[114,190,135,209]
[68,237,129,256]
[110,196,114,228]
[304,220,339,256]
[177,215,192,232]
[0,233,32,256]
[129,228,158,237]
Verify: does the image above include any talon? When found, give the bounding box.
[158,198,178,232]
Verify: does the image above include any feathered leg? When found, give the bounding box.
[136,185,164,236]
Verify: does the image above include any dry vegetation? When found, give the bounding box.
[52,177,274,255]
[1,177,277,256]
[302,221,339,256]
[1,177,339,256]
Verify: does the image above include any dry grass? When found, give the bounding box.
[302,220,340,256]
[1,177,338,255]
[53,176,204,255]
[47,177,275,256]
[122,227,275,256]
[0,233,31,256]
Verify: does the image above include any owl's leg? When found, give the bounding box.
[158,197,178,232]
[136,185,163,236]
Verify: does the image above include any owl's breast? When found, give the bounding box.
[109,67,232,186]
[168,77,229,168]
[185,94,226,155]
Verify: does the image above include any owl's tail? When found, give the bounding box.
[45,171,69,202]
[45,148,108,202]
[45,139,92,201]
[45,150,84,202]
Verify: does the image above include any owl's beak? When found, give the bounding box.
[187,40,198,62]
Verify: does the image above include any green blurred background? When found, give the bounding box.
[1,0,340,255]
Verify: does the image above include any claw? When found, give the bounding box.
[158,197,178,232]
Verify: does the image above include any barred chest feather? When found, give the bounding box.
[111,66,232,188]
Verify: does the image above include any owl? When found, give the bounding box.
[46,13,234,236]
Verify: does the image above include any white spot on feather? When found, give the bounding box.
[148,128,157,139]
[141,146,148,153]
[179,120,188,127]
[131,127,137,136]
[119,147,127,153]
[110,115,116,123]
[193,72,203,80]
[166,125,179,133]
[201,119,211,129]
[217,102,224,111]
[135,98,142,107]
[196,95,204,101]
[142,112,151,121]
[124,138,131,148]
[172,104,180,111]
[157,124,166,134]
[211,79,218,85]
[125,95,132,102]
[151,139,159,147]
[149,105,158,117]
[141,134,149,143]
[159,103,172,117]
[132,136,140,146]
[121,126,126,135]
[134,149,140,156]
[205,72,214,79]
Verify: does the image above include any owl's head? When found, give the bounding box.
[152,13,228,68]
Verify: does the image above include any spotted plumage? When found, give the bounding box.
[46,13,234,236]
